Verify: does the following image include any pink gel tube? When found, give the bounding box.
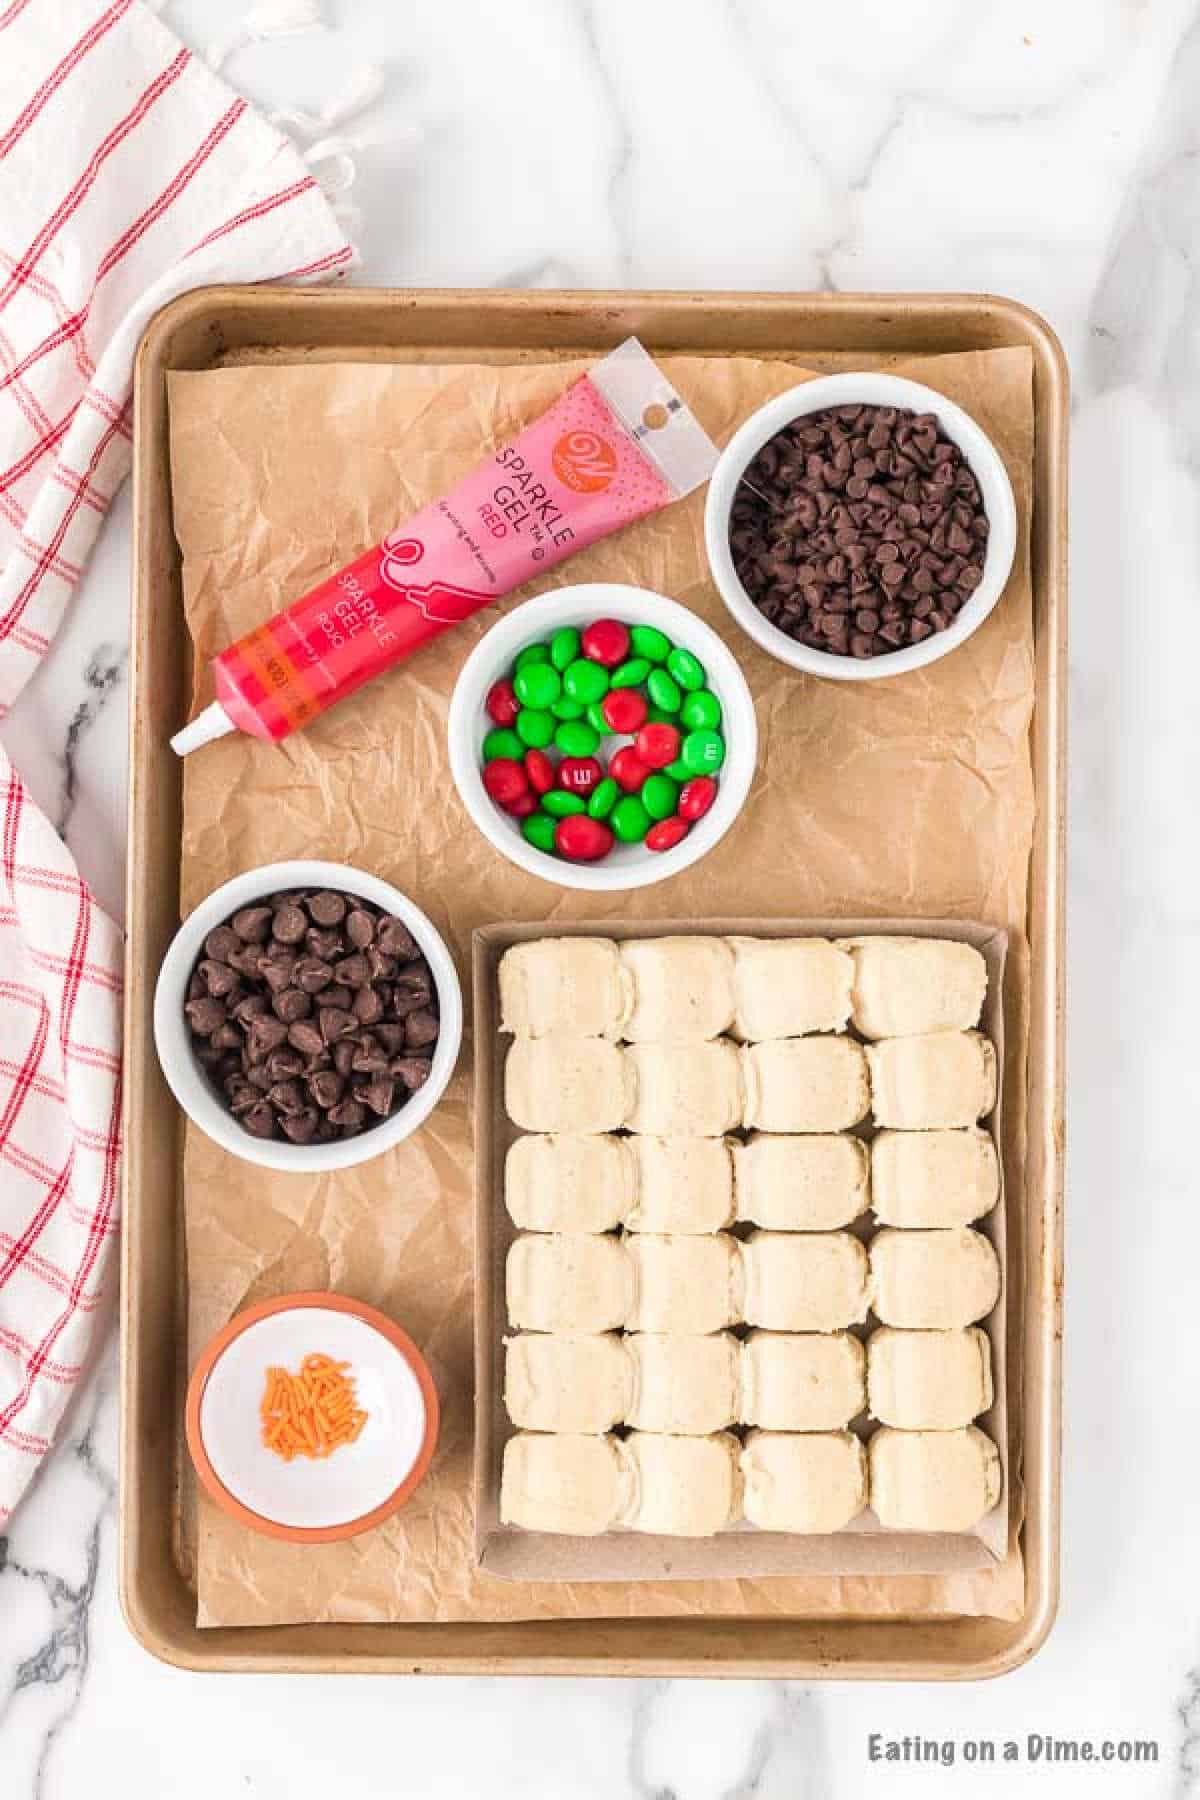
[171,340,718,755]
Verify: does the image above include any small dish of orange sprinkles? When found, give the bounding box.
[260,1352,368,1461]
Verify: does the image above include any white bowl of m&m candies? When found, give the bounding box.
[447,585,757,891]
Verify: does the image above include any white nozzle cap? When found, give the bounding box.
[170,700,235,757]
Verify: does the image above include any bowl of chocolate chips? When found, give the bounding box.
[705,373,1017,681]
[154,861,462,1171]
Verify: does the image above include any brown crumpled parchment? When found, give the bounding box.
[168,345,1035,1628]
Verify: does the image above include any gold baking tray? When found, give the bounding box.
[122,287,1066,1678]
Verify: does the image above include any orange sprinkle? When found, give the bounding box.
[259,1351,368,1462]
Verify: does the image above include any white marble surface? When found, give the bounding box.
[0,0,1194,1792]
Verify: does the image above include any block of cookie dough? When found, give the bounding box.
[627,1333,740,1434]
[626,1233,742,1334]
[728,937,853,1040]
[869,1227,1000,1329]
[626,1135,735,1233]
[733,1133,869,1231]
[504,1333,633,1433]
[620,1432,742,1535]
[741,1430,867,1533]
[625,1040,743,1136]
[618,936,735,1042]
[741,1037,869,1133]
[867,1326,993,1430]
[741,1231,869,1332]
[500,1432,630,1535]
[505,1035,632,1133]
[866,1031,996,1130]
[740,1330,866,1431]
[498,937,629,1038]
[506,1233,632,1334]
[505,1133,636,1233]
[838,935,987,1040]
[868,1425,1002,1532]
[871,1128,999,1228]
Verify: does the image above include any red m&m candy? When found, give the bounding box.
[506,789,538,819]
[646,816,689,853]
[678,775,718,822]
[634,721,681,770]
[558,755,603,796]
[482,757,528,807]
[581,618,630,668]
[524,748,555,795]
[485,678,520,727]
[610,746,651,792]
[601,687,648,735]
[555,815,614,861]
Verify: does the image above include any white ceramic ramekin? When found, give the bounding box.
[154,859,463,1173]
[704,372,1018,682]
[447,584,757,893]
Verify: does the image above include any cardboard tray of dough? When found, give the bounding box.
[122,287,1066,1678]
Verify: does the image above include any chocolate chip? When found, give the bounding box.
[307,891,347,926]
[319,1006,357,1044]
[377,917,418,960]
[404,1008,439,1049]
[204,926,241,963]
[185,997,226,1037]
[266,1079,305,1117]
[306,927,343,961]
[241,1101,277,1138]
[271,986,312,1024]
[286,1020,325,1058]
[293,956,334,994]
[353,986,383,1025]
[281,1108,320,1144]
[333,953,369,989]
[393,1056,432,1092]
[309,1070,344,1109]
[345,909,375,949]
[272,902,308,944]
[232,906,273,943]
[199,958,240,999]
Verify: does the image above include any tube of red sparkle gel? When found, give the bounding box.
[171,340,718,755]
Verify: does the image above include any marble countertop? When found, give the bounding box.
[0,1,1191,1794]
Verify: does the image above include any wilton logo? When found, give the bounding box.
[379,532,424,590]
[552,429,617,493]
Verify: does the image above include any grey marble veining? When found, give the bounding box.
[1,0,1196,1793]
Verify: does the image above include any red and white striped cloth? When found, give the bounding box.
[0,0,353,1521]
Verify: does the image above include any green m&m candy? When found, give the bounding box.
[680,688,722,731]
[563,658,609,705]
[516,708,555,748]
[515,642,550,671]
[542,790,586,818]
[588,776,619,820]
[664,757,692,782]
[610,657,652,689]
[521,811,558,853]
[645,704,678,724]
[682,727,725,773]
[586,701,610,736]
[550,626,581,671]
[555,719,600,757]
[611,794,651,842]
[482,726,523,762]
[630,624,670,664]
[647,668,682,713]
[641,773,679,820]
[514,661,561,709]
[551,696,585,720]
[667,646,706,692]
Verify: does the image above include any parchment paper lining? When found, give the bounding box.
[167,346,1035,1627]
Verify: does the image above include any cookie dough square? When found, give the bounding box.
[869,1227,1000,1330]
[504,1333,633,1433]
[741,1330,866,1431]
[499,937,629,1038]
[866,1031,996,1130]
[626,1333,740,1434]
[741,1231,869,1332]
[868,1425,1002,1532]
[837,935,987,1039]
[618,936,736,1042]
[870,1128,999,1228]
[741,1430,867,1533]
[620,1432,742,1535]
[741,1038,869,1133]
[505,1133,636,1233]
[728,937,853,1040]
[504,1036,632,1134]
[626,1233,742,1334]
[506,1232,631,1334]
[625,1040,743,1136]
[626,1135,735,1233]
[867,1326,993,1430]
[500,1432,629,1535]
[733,1133,869,1231]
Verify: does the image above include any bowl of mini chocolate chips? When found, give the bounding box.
[705,373,1017,680]
[154,861,463,1171]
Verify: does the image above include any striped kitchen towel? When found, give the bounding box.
[0,0,354,1522]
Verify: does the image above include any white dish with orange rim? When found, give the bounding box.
[185,1292,439,1544]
